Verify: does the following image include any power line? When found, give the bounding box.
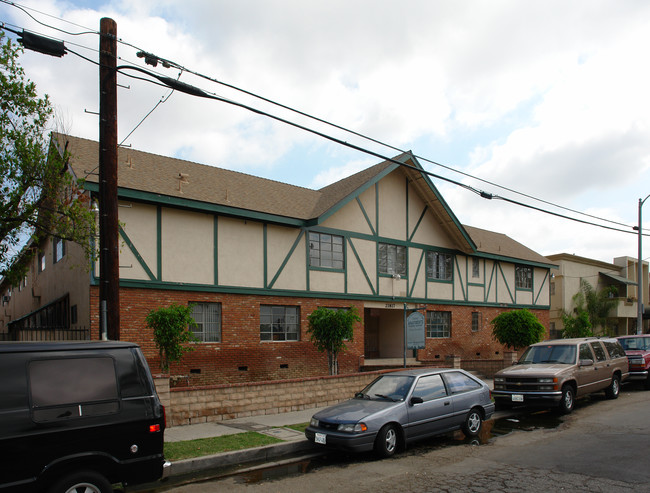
[2,7,645,236]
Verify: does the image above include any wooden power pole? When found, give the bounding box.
[99,18,120,340]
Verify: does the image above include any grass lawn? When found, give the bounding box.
[164,431,283,461]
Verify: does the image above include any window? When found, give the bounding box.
[309,232,344,269]
[191,303,221,342]
[579,344,594,361]
[70,305,78,325]
[603,340,626,358]
[472,258,479,278]
[427,252,453,281]
[378,243,406,276]
[53,238,65,263]
[260,305,300,341]
[38,251,46,272]
[412,374,447,401]
[29,357,119,422]
[426,311,451,338]
[515,265,532,289]
[442,371,482,394]
[471,312,481,332]
[590,342,607,362]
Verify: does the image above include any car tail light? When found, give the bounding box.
[149,423,161,433]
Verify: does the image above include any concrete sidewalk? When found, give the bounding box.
[164,406,325,478]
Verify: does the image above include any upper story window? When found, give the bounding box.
[53,238,65,263]
[260,305,300,341]
[472,258,480,278]
[38,250,46,272]
[309,232,344,269]
[515,265,532,289]
[426,252,453,281]
[191,302,222,342]
[378,243,406,277]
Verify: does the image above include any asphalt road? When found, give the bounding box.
[155,384,650,492]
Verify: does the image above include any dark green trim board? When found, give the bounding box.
[214,216,219,285]
[534,270,549,305]
[409,206,428,242]
[118,226,156,281]
[268,229,304,289]
[156,206,162,281]
[356,197,376,236]
[116,277,549,310]
[347,238,376,295]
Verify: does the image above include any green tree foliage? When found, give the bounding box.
[561,279,617,337]
[561,310,593,338]
[491,309,546,350]
[307,306,361,375]
[0,30,95,283]
[146,304,198,372]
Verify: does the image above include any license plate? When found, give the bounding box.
[315,432,327,445]
[512,394,524,402]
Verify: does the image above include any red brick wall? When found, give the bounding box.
[90,286,549,386]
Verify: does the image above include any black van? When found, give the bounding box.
[0,341,170,493]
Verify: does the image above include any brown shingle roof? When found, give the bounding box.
[56,133,553,266]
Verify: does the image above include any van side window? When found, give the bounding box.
[589,342,607,362]
[29,357,119,422]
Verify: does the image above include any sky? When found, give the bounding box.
[2,0,650,266]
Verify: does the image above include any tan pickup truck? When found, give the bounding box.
[492,337,629,414]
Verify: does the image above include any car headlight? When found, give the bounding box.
[538,378,557,383]
[337,422,368,433]
[494,377,505,383]
[310,417,319,428]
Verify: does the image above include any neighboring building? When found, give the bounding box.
[547,253,649,337]
[1,134,556,385]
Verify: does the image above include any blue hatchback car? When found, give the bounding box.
[305,368,494,457]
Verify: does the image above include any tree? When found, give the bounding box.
[307,306,361,375]
[561,279,617,337]
[491,309,546,350]
[146,304,198,372]
[0,30,95,284]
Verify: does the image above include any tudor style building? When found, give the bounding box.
[0,134,555,384]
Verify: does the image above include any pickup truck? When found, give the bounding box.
[492,337,629,414]
[617,335,650,389]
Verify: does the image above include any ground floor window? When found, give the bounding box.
[191,302,222,342]
[471,312,482,332]
[260,305,300,341]
[426,311,451,338]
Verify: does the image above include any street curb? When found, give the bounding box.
[169,439,317,476]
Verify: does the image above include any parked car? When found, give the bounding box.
[492,337,629,414]
[617,334,650,389]
[0,341,170,493]
[305,368,494,457]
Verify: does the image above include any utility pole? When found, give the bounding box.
[99,18,120,340]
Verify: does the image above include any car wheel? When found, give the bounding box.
[374,424,398,458]
[644,374,650,390]
[462,408,483,437]
[48,470,112,493]
[558,385,575,414]
[604,374,620,399]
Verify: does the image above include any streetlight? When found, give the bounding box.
[637,194,650,334]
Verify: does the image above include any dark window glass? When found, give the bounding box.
[604,340,626,358]
[471,312,481,332]
[191,303,221,342]
[413,374,447,401]
[590,342,607,362]
[579,344,594,361]
[443,372,482,394]
[426,311,451,338]
[260,305,300,341]
[378,243,406,276]
[426,252,453,280]
[516,266,533,289]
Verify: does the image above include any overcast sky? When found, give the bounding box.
[3,0,649,266]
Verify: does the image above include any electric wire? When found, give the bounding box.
[0,0,97,35]
[2,6,645,236]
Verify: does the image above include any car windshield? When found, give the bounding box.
[357,375,415,401]
[518,345,577,365]
[618,337,650,351]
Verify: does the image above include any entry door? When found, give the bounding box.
[364,309,379,358]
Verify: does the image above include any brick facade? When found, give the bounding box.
[90,286,548,386]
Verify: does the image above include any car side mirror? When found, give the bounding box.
[410,396,423,405]
[579,359,594,367]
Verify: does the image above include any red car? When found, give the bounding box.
[617,335,650,389]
